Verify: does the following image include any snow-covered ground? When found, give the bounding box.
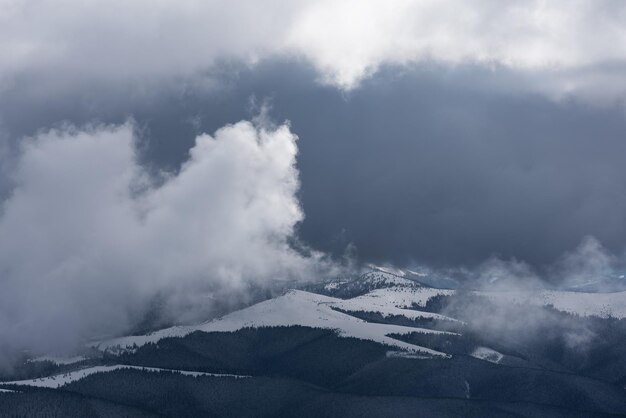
[325,295,457,322]
[479,290,626,319]
[10,268,626,400]
[360,270,420,287]
[327,269,422,289]
[542,290,626,318]
[470,346,504,364]
[94,290,453,357]
[90,275,626,365]
[349,286,454,309]
[1,365,248,389]
[367,264,408,277]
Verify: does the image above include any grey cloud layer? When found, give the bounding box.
[2,61,624,270]
[2,0,626,99]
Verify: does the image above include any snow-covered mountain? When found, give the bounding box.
[94,288,454,357]
[14,267,626,369]
[3,267,626,417]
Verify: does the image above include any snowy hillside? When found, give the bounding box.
[478,289,626,319]
[4,268,626,417]
[314,268,423,298]
[92,269,626,358]
[94,289,452,357]
[3,366,246,389]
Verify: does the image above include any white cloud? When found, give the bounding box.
[1,0,626,99]
[551,236,617,289]
[0,119,329,357]
[286,0,626,96]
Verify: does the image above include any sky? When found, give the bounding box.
[1,0,626,358]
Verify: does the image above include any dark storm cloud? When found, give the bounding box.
[3,0,626,94]
[2,60,626,270]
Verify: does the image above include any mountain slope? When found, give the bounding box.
[95,289,452,357]
[3,269,626,417]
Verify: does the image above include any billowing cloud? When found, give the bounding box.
[0,119,329,359]
[1,0,626,99]
[2,61,626,269]
[286,0,626,92]
[550,236,625,291]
